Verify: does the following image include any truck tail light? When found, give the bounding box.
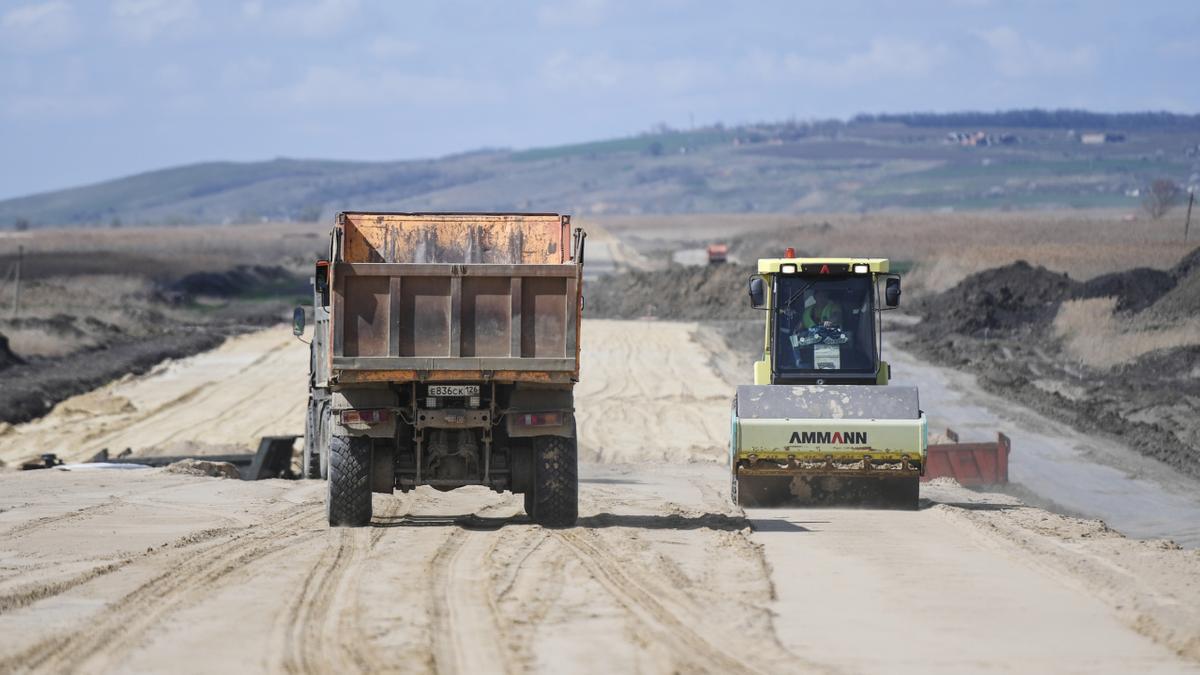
[512,412,563,427]
[341,409,390,425]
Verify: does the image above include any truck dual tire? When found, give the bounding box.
[327,435,372,527]
[528,433,578,528]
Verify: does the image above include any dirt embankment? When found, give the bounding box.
[905,247,1200,478]
[585,263,758,321]
[0,331,23,369]
[0,331,227,427]
[0,264,308,426]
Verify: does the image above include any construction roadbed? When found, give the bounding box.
[0,321,1197,673]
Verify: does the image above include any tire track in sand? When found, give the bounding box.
[554,529,831,675]
[429,495,528,675]
[0,526,239,615]
[276,496,407,674]
[0,501,324,674]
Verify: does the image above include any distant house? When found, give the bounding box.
[1081,132,1126,144]
[945,130,1017,147]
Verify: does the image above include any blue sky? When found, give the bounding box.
[1,0,1198,199]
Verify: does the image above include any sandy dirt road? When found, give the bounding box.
[0,320,1198,673]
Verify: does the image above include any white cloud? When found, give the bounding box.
[537,0,608,27]
[541,50,624,90]
[152,62,189,91]
[260,65,500,109]
[1157,39,1200,60]
[974,26,1096,78]
[540,50,712,95]
[240,0,360,36]
[1,1,79,51]
[747,38,948,86]
[111,0,198,41]
[220,56,273,88]
[368,36,419,59]
[3,92,121,120]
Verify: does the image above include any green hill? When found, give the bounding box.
[4,111,1199,227]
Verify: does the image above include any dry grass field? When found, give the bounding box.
[0,221,327,277]
[593,209,1193,292]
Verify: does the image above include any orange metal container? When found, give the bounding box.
[327,212,583,385]
[922,429,1012,486]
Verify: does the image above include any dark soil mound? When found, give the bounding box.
[6,314,89,339]
[172,265,304,298]
[586,264,757,321]
[923,261,1079,336]
[0,331,24,370]
[1149,265,1200,319]
[0,331,225,425]
[1075,268,1176,313]
[1171,246,1200,279]
[1142,246,1200,320]
[1116,344,1200,383]
[0,251,177,281]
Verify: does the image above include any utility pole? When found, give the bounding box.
[11,245,21,319]
[1186,189,1195,243]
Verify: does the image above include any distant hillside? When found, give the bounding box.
[4,110,1199,227]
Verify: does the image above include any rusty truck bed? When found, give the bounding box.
[327,213,583,384]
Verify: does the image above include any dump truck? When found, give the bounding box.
[729,252,927,508]
[296,212,585,527]
[706,243,728,265]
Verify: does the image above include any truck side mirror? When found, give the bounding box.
[292,306,306,336]
[885,276,901,308]
[748,276,767,309]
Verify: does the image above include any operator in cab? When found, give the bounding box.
[802,289,843,329]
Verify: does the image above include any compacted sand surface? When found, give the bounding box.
[0,320,1197,674]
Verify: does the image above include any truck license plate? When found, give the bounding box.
[428,385,480,397]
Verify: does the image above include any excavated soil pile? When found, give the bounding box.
[0,331,24,370]
[0,331,225,425]
[171,265,306,298]
[162,458,240,479]
[907,247,1200,479]
[586,263,758,321]
[920,253,1194,336]
[925,261,1078,336]
[1147,247,1200,319]
[1076,268,1177,313]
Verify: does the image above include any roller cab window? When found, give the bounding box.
[772,275,877,376]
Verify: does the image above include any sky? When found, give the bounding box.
[1,0,1198,199]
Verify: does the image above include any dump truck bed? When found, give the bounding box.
[326,212,582,384]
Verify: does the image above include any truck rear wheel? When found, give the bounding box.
[530,434,577,527]
[327,435,372,527]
